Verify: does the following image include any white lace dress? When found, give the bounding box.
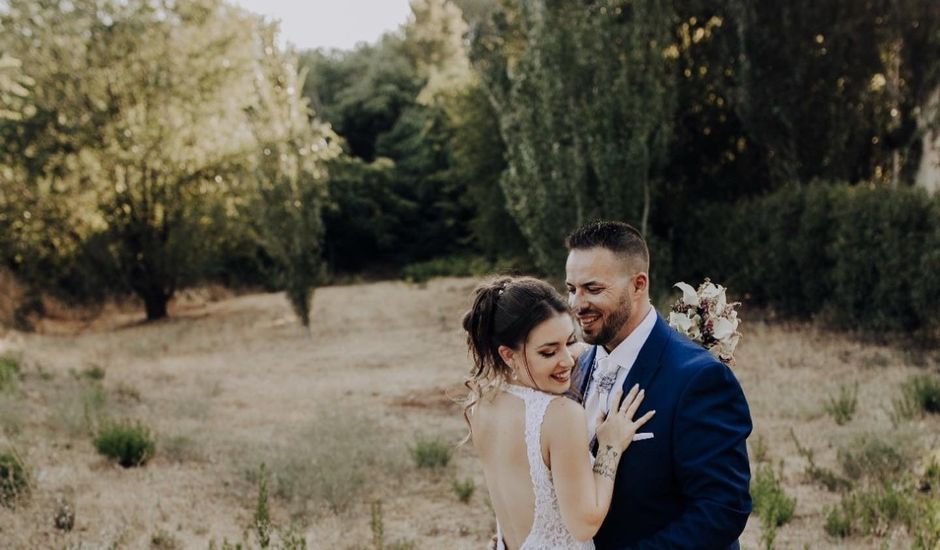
[496,384,595,550]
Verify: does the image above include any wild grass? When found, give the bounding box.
[824,383,858,425]
[94,421,156,467]
[0,450,29,508]
[410,435,452,469]
[0,355,19,391]
[370,499,417,550]
[749,434,769,464]
[789,429,851,492]
[0,393,23,436]
[891,374,940,424]
[256,406,408,516]
[837,433,911,482]
[453,478,475,503]
[750,463,796,550]
[161,433,202,463]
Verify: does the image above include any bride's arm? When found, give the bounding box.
[544,386,653,542]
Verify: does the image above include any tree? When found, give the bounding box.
[471,0,676,273]
[0,0,335,322]
[245,24,341,326]
[728,0,940,187]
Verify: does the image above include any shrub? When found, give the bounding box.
[0,451,28,508]
[824,383,858,425]
[828,186,934,332]
[838,434,910,482]
[453,478,475,503]
[94,421,156,467]
[835,485,917,537]
[751,463,796,549]
[401,255,494,284]
[80,365,106,381]
[673,184,938,334]
[825,505,852,538]
[410,435,452,468]
[897,375,940,417]
[0,356,19,391]
[151,530,182,550]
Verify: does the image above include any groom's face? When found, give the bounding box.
[565,247,635,351]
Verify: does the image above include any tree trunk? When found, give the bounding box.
[142,289,169,321]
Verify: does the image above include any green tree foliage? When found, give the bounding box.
[0,0,335,322]
[472,0,677,273]
[728,0,940,187]
[302,0,527,273]
[245,25,340,326]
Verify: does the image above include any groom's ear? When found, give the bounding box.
[633,272,649,294]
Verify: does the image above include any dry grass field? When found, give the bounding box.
[0,277,938,549]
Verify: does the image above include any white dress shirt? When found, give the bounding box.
[585,305,658,440]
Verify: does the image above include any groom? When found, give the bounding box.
[566,221,752,549]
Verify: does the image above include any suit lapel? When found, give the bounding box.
[620,313,670,398]
[575,345,598,404]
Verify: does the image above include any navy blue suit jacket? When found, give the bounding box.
[575,313,752,549]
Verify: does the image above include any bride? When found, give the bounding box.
[462,276,655,549]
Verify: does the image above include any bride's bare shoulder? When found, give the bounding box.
[544,395,587,432]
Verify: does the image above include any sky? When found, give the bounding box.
[230,0,413,52]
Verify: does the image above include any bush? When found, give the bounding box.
[672,184,938,334]
[838,434,910,482]
[453,477,475,503]
[898,374,940,416]
[832,485,918,537]
[825,505,852,538]
[828,186,934,332]
[400,255,529,284]
[0,452,28,508]
[751,463,796,550]
[824,383,858,425]
[751,464,797,527]
[79,365,106,381]
[94,421,156,467]
[410,435,452,468]
[0,356,19,392]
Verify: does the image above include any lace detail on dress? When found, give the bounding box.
[495,384,595,550]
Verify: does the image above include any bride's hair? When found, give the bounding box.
[460,276,570,440]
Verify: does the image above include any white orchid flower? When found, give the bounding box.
[674,282,699,307]
[712,317,736,341]
[669,311,694,335]
[716,287,727,313]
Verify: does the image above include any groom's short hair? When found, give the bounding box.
[565,220,650,272]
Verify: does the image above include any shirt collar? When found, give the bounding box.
[595,305,657,369]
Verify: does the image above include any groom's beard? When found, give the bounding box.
[582,292,632,348]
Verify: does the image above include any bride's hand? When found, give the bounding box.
[595,384,655,453]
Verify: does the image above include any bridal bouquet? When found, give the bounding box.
[668,279,741,366]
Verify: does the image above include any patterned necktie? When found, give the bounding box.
[584,356,621,441]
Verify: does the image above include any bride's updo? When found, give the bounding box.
[460,276,570,432]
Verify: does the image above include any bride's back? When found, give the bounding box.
[470,390,551,550]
